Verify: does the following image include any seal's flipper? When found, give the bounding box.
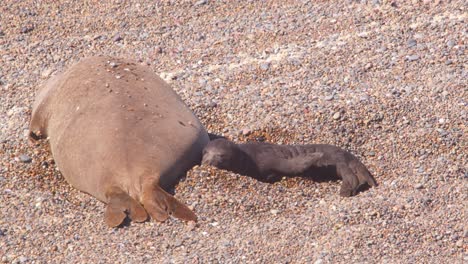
[336,162,360,197]
[142,185,197,222]
[351,160,378,187]
[104,187,148,227]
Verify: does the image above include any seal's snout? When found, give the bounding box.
[201,153,210,165]
[201,148,227,168]
[201,151,218,166]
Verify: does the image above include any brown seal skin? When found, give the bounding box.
[202,139,377,197]
[29,56,209,227]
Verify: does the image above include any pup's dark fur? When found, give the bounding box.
[202,139,377,196]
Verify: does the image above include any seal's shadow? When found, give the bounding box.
[208,133,227,141]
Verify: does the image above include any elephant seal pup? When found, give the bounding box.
[202,139,377,197]
[29,56,209,227]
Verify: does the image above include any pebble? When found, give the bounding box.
[260,62,270,71]
[194,0,208,6]
[241,128,252,136]
[332,112,341,120]
[414,184,424,189]
[18,154,32,163]
[20,25,34,34]
[41,68,53,78]
[113,34,123,42]
[446,39,455,48]
[407,39,417,47]
[406,55,420,61]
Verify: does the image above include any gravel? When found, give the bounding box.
[1,1,466,263]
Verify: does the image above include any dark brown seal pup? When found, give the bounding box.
[29,56,209,227]
[202,138,377,196]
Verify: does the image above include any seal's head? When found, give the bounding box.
[202,138,240,170]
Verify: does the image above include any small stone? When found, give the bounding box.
[113,34,123,42]
[407,39,417,47]
[358,31,369,38]
[109,62,118,68]
[446,39,455,48]
[21,25,34,34]
[324,94,334,101]
[314,259,323,264]
[270,209,279,215]
[260,62,270,71]
[414,183,424,189]
[241,128,252,136]
[194,0,208,6]
[198,78,207,86]
[18,257,28,263]
[18,154,32,163]
[41,68,53,78]
[185,221,196,231]
[406,55,420,61]
[333,111,341,120]
[364,63,373,70]
[173,239,183,247]
[360,95,370,101]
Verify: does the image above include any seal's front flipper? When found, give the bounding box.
[142,185,197,223]
[104,187,148,227]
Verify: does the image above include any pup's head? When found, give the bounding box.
[201,139,240,170]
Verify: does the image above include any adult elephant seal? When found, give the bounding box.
[29,56,209,227]
[202,139,377,197]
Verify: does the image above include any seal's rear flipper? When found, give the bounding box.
[142,185,197,222]
[352,160,378,187]
[104,187,148,227]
